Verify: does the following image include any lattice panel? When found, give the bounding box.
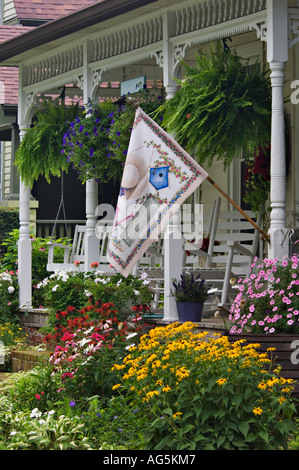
[92,17,163,62]
[24,45,84,86]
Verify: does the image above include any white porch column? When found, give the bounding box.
[267,0,289,260]
[18,125,32,307]
[162,11,183,321]
[163,211,184,321]
[85,178,100,270]
[82,40,100,271]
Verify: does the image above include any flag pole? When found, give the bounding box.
[207,175,270,243]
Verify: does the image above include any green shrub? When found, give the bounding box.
[37,269,153,317]
[1,229,69,306]
[0,270,19,323]
[0,397,93,450]
[0,322,28,371]
[0,208,19,257]
[112,322,297,450]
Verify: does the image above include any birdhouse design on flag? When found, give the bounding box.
[149,166,169,190]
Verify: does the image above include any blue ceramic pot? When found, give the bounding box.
[176,302,203,323]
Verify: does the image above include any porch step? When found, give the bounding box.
[11,350,51,372]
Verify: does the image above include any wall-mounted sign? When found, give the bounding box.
[120,76,146,95]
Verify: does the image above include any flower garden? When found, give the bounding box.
[0,44,297,450]
[0,227,299,450]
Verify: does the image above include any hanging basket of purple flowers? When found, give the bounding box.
[62,99,121,184]
[62,87,165,184]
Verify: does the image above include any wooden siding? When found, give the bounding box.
[2,0,17,24]
[2,141,12,198]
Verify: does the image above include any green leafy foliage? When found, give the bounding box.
[1,229,69,307]
[0,397,94,450]
[15,99,81,187]
[156,42,271,167]
[0,208,19,253]
[243,145,271,220]
[37,269,153,319]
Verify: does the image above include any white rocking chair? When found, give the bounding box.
[184,199,262,313]
[47,225,86,271]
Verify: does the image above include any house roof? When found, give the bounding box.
[0,2,96,105]
[0,26,34,105]
[13,0,97,22]
[0,66,19,104]
[0,0,160,65]
[0,25,34,43]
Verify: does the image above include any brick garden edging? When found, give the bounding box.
[18,308,49,346]
[11,349,51,372]
[226,334,299,402]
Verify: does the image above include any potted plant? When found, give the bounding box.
[228,253,299,398]
[62,86,165,184]
[171,272,210,322]
[154,41,271,169]
[243,145,271,221]
[15,99,81,187]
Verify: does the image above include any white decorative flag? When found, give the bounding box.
[107,107,208,276]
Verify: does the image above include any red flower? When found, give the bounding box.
[90,262,99,268]
[61,372,74,381]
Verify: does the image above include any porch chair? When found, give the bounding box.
[184,202,262,314]
[47,224,86,271]
[134,199,220,313]
[47,221,114,273]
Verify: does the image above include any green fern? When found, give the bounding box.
[155,42,272,167]
[15,99,81,187]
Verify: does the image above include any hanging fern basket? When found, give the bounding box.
[157,42,272,168]
[15,99,82,187]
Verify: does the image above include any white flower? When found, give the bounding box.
[126,332,138,341]
[95,278,107,284]
[8,286,15,294]
[52,284,59,292]
[77,337,90,347]
[48,410,55,416]
[30,408,42,418]
[10,431,17,436]
[140,272,148,280]
[207,288,218,294]
[84,326,94,335]
[84,290,92,297]
[134,289,140,295]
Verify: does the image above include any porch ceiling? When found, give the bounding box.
[0,0,170,66]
